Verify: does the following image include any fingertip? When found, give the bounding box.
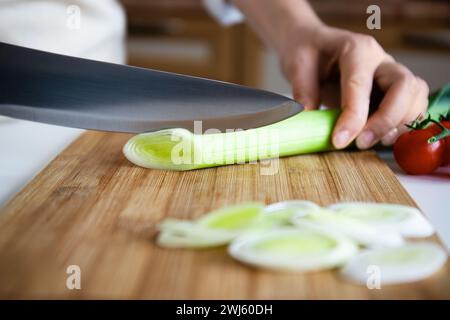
[293,91,319,111]
[292,82,321,112]
[303,104,319,111]
[332,129,351,149]
[380,128,399,146]
[355,130,376,149]
[293,95,319,111]
[332,110,367,149]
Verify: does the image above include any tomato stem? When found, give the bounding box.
[428,120,450,144]
[406,114,428,130]
[439,111,450,122]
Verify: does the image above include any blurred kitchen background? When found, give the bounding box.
[120,0,449,95]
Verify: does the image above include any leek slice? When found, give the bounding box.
[123,109,339,170]
[328,202,434,238]
[250,200,320,229]
[197,202,264,230]
[157,202,264,248]
[228,227,358,272]
[123,128,198,171]
[292,208,404,248]
[341,242,447,285]
[263,200,320,215]
[157,220,235,248]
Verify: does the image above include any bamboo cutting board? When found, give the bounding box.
[0,131,448,299]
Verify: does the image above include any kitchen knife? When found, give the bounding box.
[0,42,302,133]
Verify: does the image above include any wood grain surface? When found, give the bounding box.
[0,131,448,299]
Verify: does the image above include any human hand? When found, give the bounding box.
[232,0,429,150]
[279,25,429,149]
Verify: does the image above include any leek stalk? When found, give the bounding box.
[124,83,450,171]
[123,108,340,171]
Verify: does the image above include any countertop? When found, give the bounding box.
[0,117,449,250]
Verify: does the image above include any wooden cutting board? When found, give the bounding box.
[0,131,448,299]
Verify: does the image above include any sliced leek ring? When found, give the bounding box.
[228,227,358,272]
[328,202,434,238]
[156,202,264,248]
[250,200,320,229]
[341,242,447,285]
[292,208,404,248]
[263,200,320,214]
[123,128,198,171]
[197,202,264,231]
[157,221,235,248]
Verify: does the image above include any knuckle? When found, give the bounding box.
[346,76,368,90]
[360,35,380,50]
[340,35,359,54]
[371,114,397,135]
[342,34,381,53]
[282,53,308,78]
[282,59,299,80]
[416,76,430,95]
[379,114,397,130]
[399,71,417,90]
[383,53,395,63]
[403,113,417,124]
[398,63,411,74]
[344,107,368,125]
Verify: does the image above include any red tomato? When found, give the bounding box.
[426,124,442,135]
[442,121,450,130]
[441,121,450,166]
[394,129,445,175]
[426,121,450,134]
[426,121,450,166]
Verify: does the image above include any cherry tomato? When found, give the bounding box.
[426,120,450,166]
[442,120,450,130]
[440,121,450,166]
[394,129,445,175]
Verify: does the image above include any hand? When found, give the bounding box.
[232,0,429,150]
[278,25,429,149]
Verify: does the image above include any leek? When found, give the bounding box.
[157,220,235,248]
[156,202,264,248]
[228,227,358,272]
[328,202,434,238]
[341,243,447,285]
[124,84,450,171]
[124,108,339,170]
[250,200,320,229]
[155,200,445,284]
[292,208,405,248]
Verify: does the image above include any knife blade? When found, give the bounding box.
[0,42,302,133]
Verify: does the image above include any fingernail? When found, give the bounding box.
[356,130,376,149]
[302,103,315,111]
[333,130,351,149]
[381,128,399,146]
